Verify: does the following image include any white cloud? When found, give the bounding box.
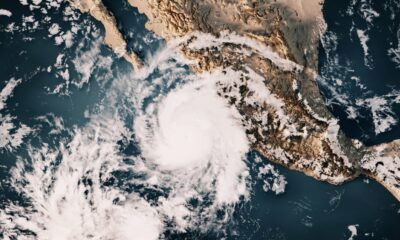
[0,115,31,151]
[356,92,400,135]
[257,157,287,195]
[19,0,28,6]
[32,0,42,5]
[0,117,162,239]
[0,9,12,17]
[0,79,32,151]
[187,31,301,71]
[48,23,60,35]
[356,29,373,68]
[0,78,21,111]
[136,71,250,205]
[72,38,103,87]
[347,224,359,240]
[388,27,400,68]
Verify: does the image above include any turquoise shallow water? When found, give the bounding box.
[0,0,399,239]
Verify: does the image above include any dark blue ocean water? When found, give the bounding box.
[0,0,399,239]
[319,0,400,146]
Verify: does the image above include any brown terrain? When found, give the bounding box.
[68,0,400,201]
[68,0,143,71]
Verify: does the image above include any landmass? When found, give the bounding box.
[68,0,400,201]
[68,0,143,71]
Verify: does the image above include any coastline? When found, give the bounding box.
[68,0,143,71]
[362,140,400,202]
[367,173,400,202]
[66,0,400,202]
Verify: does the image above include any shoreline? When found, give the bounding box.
[127,0,400,203]
[67,0,400,202]
[366,172,400,202]
[68,0,143,71]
